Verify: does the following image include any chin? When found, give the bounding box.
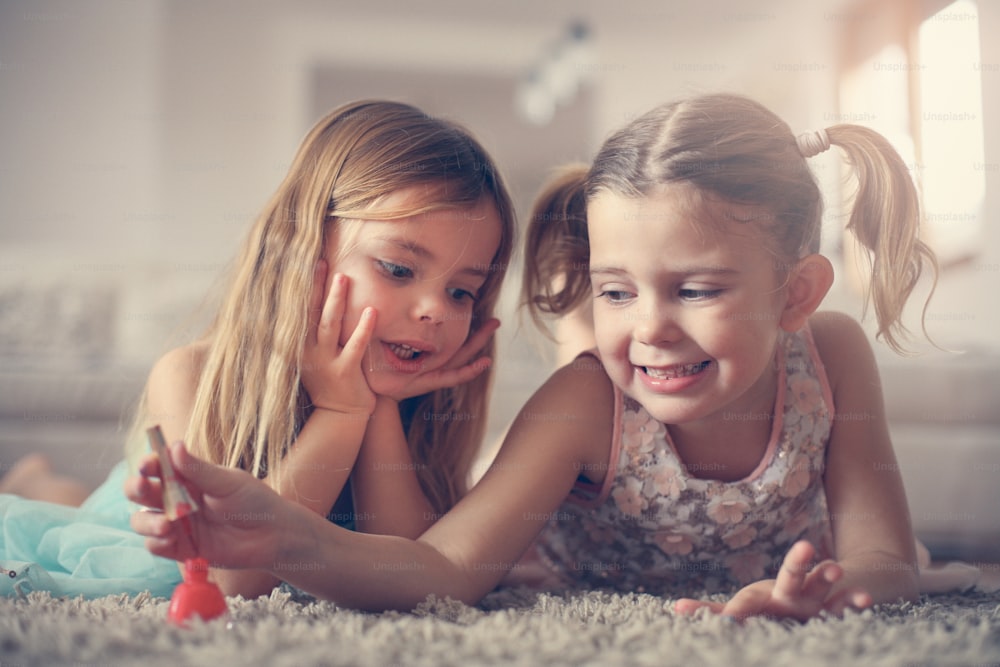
[364,374,406,398]
[627,391,718,426]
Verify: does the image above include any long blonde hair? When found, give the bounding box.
[524,93,937,354]
[130,100,515,513]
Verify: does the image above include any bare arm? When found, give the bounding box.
[349,318,501,537]
[130,357,615,610]
[144,345,373,598]
[811,311,919,603]
[350,396,436,537]
[145,267,379,599]
[676,313,917,621]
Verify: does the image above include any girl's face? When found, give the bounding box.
[324,189,503,398]
[587,183,790,426]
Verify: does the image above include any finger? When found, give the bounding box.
[342,306,377,363]
[145,533,196,562]
[800,560,842,601]
[317,271,348,347]
[422,356,492,390]
[123,474,165,510]
[444,318,501,370]
[130,506,173,538]
[821,587,873,616]
[137,452,162,479]
[309,260,329,338]
[144,535,180,559]
[720,586,774,621]
[773,540,816,602]
[169,440,245,499]
[674,599,725,615]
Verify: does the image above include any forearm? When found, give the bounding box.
[352,397,436,537]
[272,504,483,611]
[209,567,279,599]
[214,409,368,599]
[837,550,919,604]
[271,408,370,516]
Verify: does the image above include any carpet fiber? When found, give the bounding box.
[2,587,999,667]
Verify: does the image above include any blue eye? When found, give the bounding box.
[447,287,477,303]
[598,290,634,303]
[679,288,722,301]
[377,260,413,280]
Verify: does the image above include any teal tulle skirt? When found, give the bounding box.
[1,460,182,599]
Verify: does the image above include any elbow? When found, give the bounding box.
[873,559,920,605]
[901,569,920,602]
[212,569,279,599]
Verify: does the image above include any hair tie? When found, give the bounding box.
[796,129,830,158]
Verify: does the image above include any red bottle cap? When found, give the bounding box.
[168,557,228,626]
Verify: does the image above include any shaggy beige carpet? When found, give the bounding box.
[2,586,999,667]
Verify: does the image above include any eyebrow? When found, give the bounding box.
[376,236,490,279]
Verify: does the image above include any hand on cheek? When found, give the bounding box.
[378,318,500,401]
[302,263,378,415]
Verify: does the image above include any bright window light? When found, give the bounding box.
[918,0,986,262]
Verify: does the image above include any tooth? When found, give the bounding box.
[389,343,420,360]
[645,362,706,379]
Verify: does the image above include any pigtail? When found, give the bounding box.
[522,164,591,334]
[826,125,939,354]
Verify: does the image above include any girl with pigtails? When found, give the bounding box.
[129,93,974,619]
[2,100,516,599]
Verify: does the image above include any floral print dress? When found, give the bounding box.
[532,326,835,594]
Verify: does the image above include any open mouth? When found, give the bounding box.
[642,360,711,379]
[387,343,424,361]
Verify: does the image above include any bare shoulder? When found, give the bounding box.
[145,341,209,441]
[148,341,209,393]
[808,311,877,388]
[525,352,614,421]
[509,352,616,475]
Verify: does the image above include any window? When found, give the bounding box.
[839,0,985,268]
[916,0,985,262]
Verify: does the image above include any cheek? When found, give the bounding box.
[712,325,777,377]
[593,316,629,364]
[593,307,623,343]
[333,275,382,347]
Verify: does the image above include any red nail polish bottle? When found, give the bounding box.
[168,557,227,626]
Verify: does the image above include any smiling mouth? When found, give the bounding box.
[387,343,424,361]
[642,361,711,379]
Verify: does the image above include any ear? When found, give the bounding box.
[779,254,834,332]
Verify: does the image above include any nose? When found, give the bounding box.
[633,303,682,346]
[411,288,448,324]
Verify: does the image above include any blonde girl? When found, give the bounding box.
[3,100,514,600]
[130,93,942,620]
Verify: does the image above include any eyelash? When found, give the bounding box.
[596,288,723,304]
[679,288,722,301]
[377,260,478,304]
[377,260,413,280]
[598,290,634,304]
[447,287,477,303]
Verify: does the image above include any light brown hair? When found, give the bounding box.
[524,93,937,353]
[130,100,515,513]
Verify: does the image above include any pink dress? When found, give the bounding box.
[531,326,835,593]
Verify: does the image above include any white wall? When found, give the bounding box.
[0,1,163,259]
[10,1,997,353]
[0,0,850,373]
[1,0,997,554]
